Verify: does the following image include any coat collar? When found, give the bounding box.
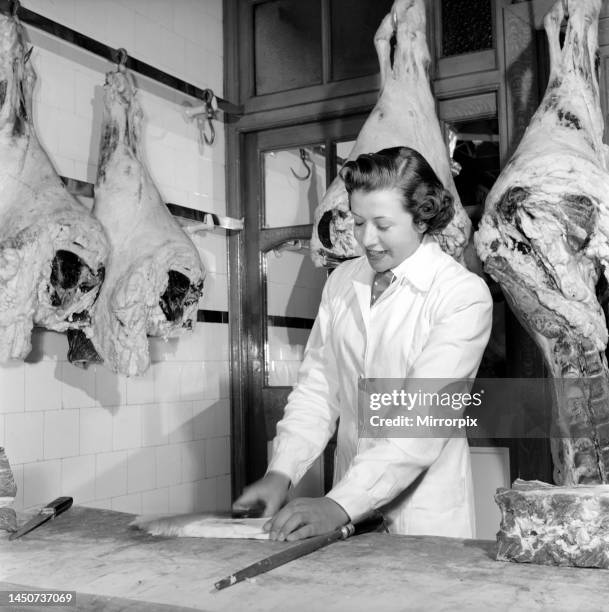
[352,234,444,294]
[390,235,442,291]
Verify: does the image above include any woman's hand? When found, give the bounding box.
[265,497,350,541]
[233,471,291,517]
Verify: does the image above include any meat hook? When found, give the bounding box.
[290,148,312,181]
[10,0,19,17]
[182,89,218,146]
[114,47,129,71]
[200,88,217,146]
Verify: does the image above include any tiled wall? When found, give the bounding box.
[0,0,230,514]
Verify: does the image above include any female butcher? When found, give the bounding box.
[235,146,493,539]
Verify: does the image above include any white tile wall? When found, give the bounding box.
[2,2,230,514]
[23,460,62,508]
[44,410,79,460]
[142,487,169,514]
[0,363,25,414]
[112,404,142,451]
[156,444,182,489]
[5,412,44,464]
[96,451,129,499]
[127,447,157,493]
[80,407,113,455]
[61,455,96,503]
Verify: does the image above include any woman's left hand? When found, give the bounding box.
[264,497,350,541]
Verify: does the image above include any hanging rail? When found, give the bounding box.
[3,0,242,116]
[59,176,244,233]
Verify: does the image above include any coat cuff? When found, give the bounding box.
[266,451,301,485]
[326,480,374,523]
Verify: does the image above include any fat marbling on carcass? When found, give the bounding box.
[309,0,472,269]
[0,5,108,362]
[68,67,205,377]
[475,0,609,485]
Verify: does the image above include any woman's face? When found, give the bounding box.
[350,188,424,272]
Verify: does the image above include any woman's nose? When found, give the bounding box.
[359,223,377,247]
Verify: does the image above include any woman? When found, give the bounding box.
[235,146,493,541]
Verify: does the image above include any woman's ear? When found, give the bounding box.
[415,221,428,234]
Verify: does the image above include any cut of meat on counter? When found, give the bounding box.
[0,7,108,362]
[309,0,471,269]
[67,67,205,377]
[475,0,609,485]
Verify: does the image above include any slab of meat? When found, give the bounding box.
[68,67,204,376]
[495,479,609,569]
[475,0,609,485]
[0,447,17,533]
[310,0,471,267]
[0,6,108,361]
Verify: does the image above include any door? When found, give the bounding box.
[239,116,365,490]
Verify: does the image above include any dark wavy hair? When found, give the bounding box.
[339,146,454,234]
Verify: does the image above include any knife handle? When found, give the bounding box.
[341,512,385,539]
[45,496,73,516]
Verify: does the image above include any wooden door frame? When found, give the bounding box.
[238,117,369,487]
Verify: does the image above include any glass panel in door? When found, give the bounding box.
[266,248,326,386]
[263,146,327,228]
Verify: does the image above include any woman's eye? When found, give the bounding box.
[377,225,390,231]
[354,221,363,227]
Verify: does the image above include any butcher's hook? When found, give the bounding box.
[199,88,217,146]
[10,0,20,17]
[114,47,129,71]
[290,148,312,181]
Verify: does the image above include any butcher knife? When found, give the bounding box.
[9,496,73,540]
[214,512,385,590]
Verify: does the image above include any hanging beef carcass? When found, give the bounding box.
[68,67,204,376]
[0,4,108,361]
[475,0,609,485]
[310,0,471,267]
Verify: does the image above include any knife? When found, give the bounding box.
[9,496,73,540]
[214,512,385,590]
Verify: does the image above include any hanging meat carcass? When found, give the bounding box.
[310,0,471,267]
[0,4,108,361]
[68,67,205,376]
[475,0,609,485]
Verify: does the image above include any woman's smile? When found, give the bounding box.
[350,188,424,272]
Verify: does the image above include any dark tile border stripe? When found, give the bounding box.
[197,310,229,324]
[267,315,314,330]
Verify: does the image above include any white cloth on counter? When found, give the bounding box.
[266,235,493,537]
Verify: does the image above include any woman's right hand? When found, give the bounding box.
[232,471,291,518]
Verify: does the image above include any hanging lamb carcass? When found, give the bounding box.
[475,0,609,488]
[310,0,472,268]
[0,4,108,361]
[67,67,205,376]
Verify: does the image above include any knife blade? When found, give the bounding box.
[9,496,73,540]
[214,512,385,590]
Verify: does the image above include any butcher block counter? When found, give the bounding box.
[0,507,607,611]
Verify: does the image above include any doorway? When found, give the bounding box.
[233,115,366,494]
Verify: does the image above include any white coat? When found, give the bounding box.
[267,236,493,537]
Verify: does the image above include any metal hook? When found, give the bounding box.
[201,88,217,146]
[290,148,312,181]
[10,0,20,17]
[114,47,128,70]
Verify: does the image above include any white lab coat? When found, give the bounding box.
[267,236,493,537]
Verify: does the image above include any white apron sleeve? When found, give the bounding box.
[326,276,493,522]
[266,278,341,486]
